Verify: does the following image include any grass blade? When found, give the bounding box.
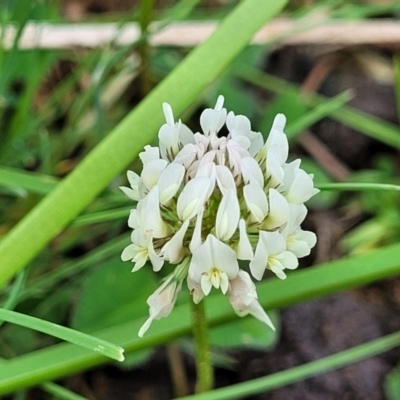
[0,166,58,195]
[317,182,400,192]
[236,65,400,148]
[176,331,400,400]
[0,308,124,362]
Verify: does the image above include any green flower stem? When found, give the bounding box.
[191,299,213,393]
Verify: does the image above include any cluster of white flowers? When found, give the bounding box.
[121,96,318,337]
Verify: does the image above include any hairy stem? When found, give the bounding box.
[191,299,213,393]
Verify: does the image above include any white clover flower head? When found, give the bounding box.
[121,96,318,335]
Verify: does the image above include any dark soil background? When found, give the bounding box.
[24,2,400,399]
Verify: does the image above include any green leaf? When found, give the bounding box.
[210,309,279,349]
[385,365,400,400]
[71,258,157,333]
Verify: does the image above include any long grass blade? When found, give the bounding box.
[176,331,400,400]
[317,182,400,192]
[236,65,400,148]
[0,308,124,362]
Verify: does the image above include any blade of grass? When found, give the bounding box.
[394,55,400,122]
[317,182,400,191]
[285,90,353,140]
[40,382,89,400]
[0,269,26,327]
[71,206,132,226]
[176,331,400,400]
[1,240,400,395]
[18,234,128,301]
[0,166,59,195]
[236,65,400,148]
[0,308,124,362]
[0,0,288,290]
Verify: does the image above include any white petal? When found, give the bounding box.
[138,276,182,336]
[187,276,205,304]
[158,124,179,160]
[139,145,160,164]
[160,219,189,263]
[226,111,251,133]
[174,143,197,167]
[141,159,168,191]
[275,251,299,270]
[243,184,269,223]
[215,95,225,111]
[207,235,239,279]
[138,316,153,337]
[246,300,275,331]
[145,186,171,238]
[249,237,269,281]
[148,237,164,272]
[241,156,264,187]
[260,230,286,255]
[220,273,229,294]
[288,230,316,257]
[127,171,141,196]
[236,219,253,260]
[201,274,213,295]
[189,235,239,281]
[189,207,204,253]
[215,164,236,195]
[128,209,139,229]
[200,97,227,136]
[178,121,195,146]
[229,270,257,306]
[215,189,240,241]
[285,168,319,204]
[177,177,212,221]
[266,114,288,164]
[262,189,290,230]
[266,146,284,187]
[269,264,287,280]
[121,243,137,262]
[119,186,139,201]
[157,163,185,205]
[162,102,175,125]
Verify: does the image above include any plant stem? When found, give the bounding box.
[191,299,213,393]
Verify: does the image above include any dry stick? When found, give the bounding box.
[3,19,400,50]
[166,344,190,397]
[298,131,351,181]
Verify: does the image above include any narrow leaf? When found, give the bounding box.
[0,309,124,362]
